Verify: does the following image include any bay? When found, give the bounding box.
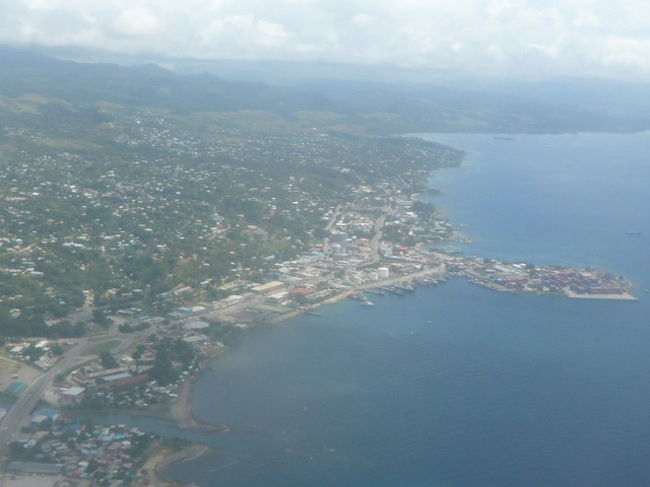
[166,132,650,487]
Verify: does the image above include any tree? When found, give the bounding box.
[411,200,436,218]
[292,293,309,305]
[132,344,146,360]
[92,310,112,329]
[99,351,118,369]
[25,344,44,362]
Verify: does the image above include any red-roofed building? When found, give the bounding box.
[290,288,314,295]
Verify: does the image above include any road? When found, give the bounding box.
[0,204,430,464]
[0,330,143,465]
[368,204,393,264]
[322,205,340,255]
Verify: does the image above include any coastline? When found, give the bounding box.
[168,348,230,432]
[83,133,638,484]
[268,265,446,325]
[148,266,450,480]
[564,289,638,300]
[151,259,638,480]
[136,443,209,487]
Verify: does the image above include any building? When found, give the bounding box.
[59,386,85,405]
[267,291,290,304]
[251,281,285,294]
[6,381,27,396]
[182,334,210,346]
[183,320,210,331]
[6,461,63,475]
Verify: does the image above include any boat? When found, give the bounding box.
[395,283,415,292]
[360,299,374,307]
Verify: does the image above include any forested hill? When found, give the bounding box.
[1,47,647,134]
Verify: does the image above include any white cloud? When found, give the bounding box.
[3,0,650,79]
[112,8,163,38]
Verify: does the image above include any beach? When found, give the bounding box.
[136,443,209,487]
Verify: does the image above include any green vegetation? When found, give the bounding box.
[99,351,119,369]
[148,337,194,385]
[24,344,44,362]
[0,390,18,404]
[162,437,193,451]
[0,49,469,336]
[82,340,121,356]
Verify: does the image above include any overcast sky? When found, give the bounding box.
[4,0,650,80]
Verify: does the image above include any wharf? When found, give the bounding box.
[563,289,638,301]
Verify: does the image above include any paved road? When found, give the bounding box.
[0,351,77,462]
[322,205,340,255]
[0,331,143,465]
[369,205,393,264]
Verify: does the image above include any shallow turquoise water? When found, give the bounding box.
[166,133,650,487]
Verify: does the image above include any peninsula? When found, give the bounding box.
[0,53,637,486]
[0,148,636,485]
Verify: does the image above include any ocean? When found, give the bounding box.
[159,132,650,487]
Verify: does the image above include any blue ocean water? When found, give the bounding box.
[168,133,650,487]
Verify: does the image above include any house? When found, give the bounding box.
[182,334,210,346]
[183,320,210,331]
[251,281,284,294]
[59,386,86,405]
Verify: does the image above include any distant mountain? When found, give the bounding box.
[1,46,648,133]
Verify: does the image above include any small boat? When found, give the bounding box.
[395,283,415,293]
[365,289,384,296]
[349,293,366,301]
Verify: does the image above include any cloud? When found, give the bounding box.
[112,8,163,38]
[2,0,650,79]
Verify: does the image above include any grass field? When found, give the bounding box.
[82,339,121,356]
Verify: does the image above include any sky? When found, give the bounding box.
[3,0,650,80]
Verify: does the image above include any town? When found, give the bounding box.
[0,178,635,485]
[0,110,635,485]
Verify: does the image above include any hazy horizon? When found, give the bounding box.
[4,1,650,82]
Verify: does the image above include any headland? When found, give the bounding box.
[0,138,637,487]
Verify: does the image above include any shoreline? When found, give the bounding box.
[121,258,639,483]
[72,139,638,483]
[141,267,451,481]
[168,352,230,432]
[136,442,209,487]
[564,289,638,300]
[268,266,447,325]
[163,260,637,430]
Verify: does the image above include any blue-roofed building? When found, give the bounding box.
[33,407,60,420]
[6,382,27,396]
